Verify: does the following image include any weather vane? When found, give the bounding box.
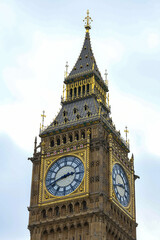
[41,110,46,130]
[124,126,129,143]
[83,10,93,31]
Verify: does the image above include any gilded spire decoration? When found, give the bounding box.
[41,110,46,130]
[124,126,129,143]
[104,69,108,86]
[83,10,93,32]
[65,61,69,78]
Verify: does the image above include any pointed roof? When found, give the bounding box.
[65,11,107,91]
[65,31,103,82]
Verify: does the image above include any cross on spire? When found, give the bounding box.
[83,10,93,32]
[124,126,129,143]
[41,110,46,129]
[104,69,108,86]
[65,61,69,78]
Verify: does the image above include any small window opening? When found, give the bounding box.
[64,117,68,123]
[73,108,77,114]
[50,140,54,147]
[69,204,73,213]
[87,84,89,93]
[74,87,77,97]
[78,86,81,96]
[41,209,46,218]
[63,136,66,144]
[76,114,80,120]
[63,110,67,117]
[87,111,91,117]
[57,138,60,145]
[81,132,85,139]
[84,104,88,111]
[69,135,73,142]
[70,89,72,98]
[82,201,87,210]
[55,206,59,216]
[54,120,58,126]
[83,85,85,95]
[75,133,79,140]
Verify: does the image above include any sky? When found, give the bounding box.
[0,0,160,239]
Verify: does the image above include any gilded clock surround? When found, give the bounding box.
[28,11,138,240]
[39,146,89,205]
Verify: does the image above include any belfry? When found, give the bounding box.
[28,10,137,240]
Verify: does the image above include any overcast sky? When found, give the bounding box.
[0,0,160,239]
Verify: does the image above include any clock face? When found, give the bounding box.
[112,164,130,207]
[45,156,84,197]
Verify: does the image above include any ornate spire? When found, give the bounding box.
[41,110,46,130]
[124,126,129,143]
[65,61,69,78]
[83,10,93,32]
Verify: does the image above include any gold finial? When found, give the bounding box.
[124,126,129,143]
[65,61,69,78]
[92,62,95,70]
[83,10,93,32]
[104,69,108,86]
[41,110,46,130]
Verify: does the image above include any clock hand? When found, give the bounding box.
[114,183,125,189]
[75,171,84,174]
[47,171,75,187]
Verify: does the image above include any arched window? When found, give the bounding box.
[75,133,79,140]
[55,206,59,216]
[50,140,54,147]
[68,203,73,213]
[63,110,67,117]
[76,114,80,120]
[78,86,81,96]
[84,104,88,111]
[63,136,66,144]
[42,230,48,240]
[82,201,87,210]
[41,209,46,218]
[57,227,61,233]
[73,107,77,114]
[87,111,91,117]
[69,135,73,142]
[75,202,80,213]
[81,131,85,139]
[64,117,68,123]
[48,208,52,217]
[61,205,66,215]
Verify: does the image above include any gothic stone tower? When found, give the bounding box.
[28,11,137,240]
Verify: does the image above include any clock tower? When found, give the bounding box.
[28,11,138,240]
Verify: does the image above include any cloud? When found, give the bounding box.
[0,133,30,240]
[0,2,16,31]
[147,33,159,49]
[110,86,160,158]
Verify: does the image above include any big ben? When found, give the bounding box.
[28,10,138,240]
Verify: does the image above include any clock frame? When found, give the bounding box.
[38,144,89,205]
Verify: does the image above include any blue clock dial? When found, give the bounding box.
[45,156,84,197]
[112,164,130,207]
